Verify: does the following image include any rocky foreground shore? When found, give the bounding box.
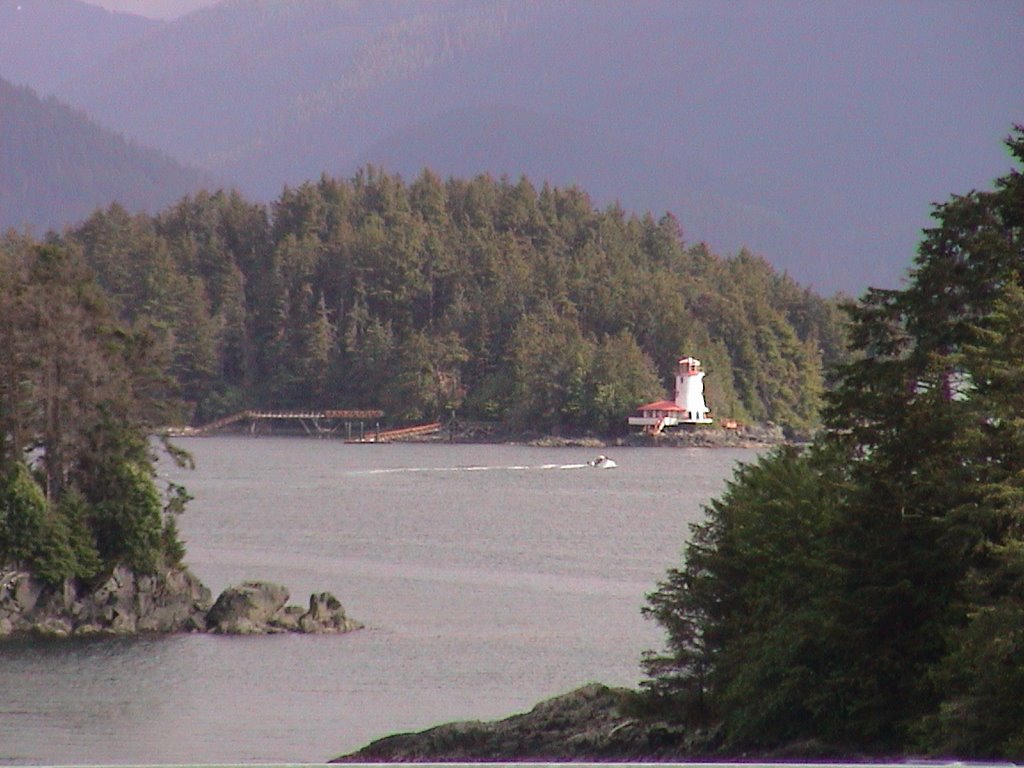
[333,684,701,763]
[333,683,885,763]
[0,564,361,638]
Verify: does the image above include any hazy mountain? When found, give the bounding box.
[54,0,500,178]
[0,77,209,233]
[80,0,216,19]
[10,0,1022,293]
[0,0,159,92]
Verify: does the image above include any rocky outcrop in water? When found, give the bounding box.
[298,591,363,633]
[332,683,869,763]
[0,566,362,638]
[205,581,362,635]
[332,683,696,763]
[423,419,791,448]
[205,580,289,633]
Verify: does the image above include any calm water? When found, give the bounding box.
[0,439,757,765]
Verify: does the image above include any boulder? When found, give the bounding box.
[0,569,44,623]
[269,604,305,632]
[297,592,363,634]
[137,567,211,632]
[34,616,74,638]
[0,568,53,636]
[73,565,139,633]
[205,581,291,634]
[12,571,45,613]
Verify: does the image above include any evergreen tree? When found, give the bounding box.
[642,445,847,745]
[586,332,664,435]
[0,241,185,579]
[821,127,1024,747]
[642,127,1024,757]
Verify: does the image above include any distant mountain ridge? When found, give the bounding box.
[0,0,159,92]
[0,77,209,234]
[2,0,1020,293]
[54,0,528,178]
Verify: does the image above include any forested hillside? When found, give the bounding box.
[26,170,843,434]
[0,77,208,234]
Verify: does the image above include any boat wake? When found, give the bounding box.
[362,463,591,475]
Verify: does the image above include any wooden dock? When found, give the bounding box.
[163,410,441,442]
[165,409,385,438]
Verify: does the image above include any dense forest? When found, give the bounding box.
[642,128,1024,758]
[6,169,843,435]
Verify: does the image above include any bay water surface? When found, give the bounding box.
[0,439,758,764]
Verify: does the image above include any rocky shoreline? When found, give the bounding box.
[332,683,701,763]
[0,564,361,638]
[189,417,793,450]
[425,420,791,449]
[332,683,880,763]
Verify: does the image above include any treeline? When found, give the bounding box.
[0,241,187,585]
[641,128,1024,758]
[35,168,843,434]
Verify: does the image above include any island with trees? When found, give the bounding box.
[47,168,842,437]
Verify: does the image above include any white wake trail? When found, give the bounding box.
[362,463,591,475]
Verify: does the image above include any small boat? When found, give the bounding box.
[588,455,617,469]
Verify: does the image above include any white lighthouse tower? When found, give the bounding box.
[675,357,712,423]
[628,356,712,433]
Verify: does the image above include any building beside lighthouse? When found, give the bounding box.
[628,357,712,433]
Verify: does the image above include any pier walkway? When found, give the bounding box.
[164,410,440,442]
[166,409,384,438]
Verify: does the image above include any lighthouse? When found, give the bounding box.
[674,357,712,423]
[628,356,713,433]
